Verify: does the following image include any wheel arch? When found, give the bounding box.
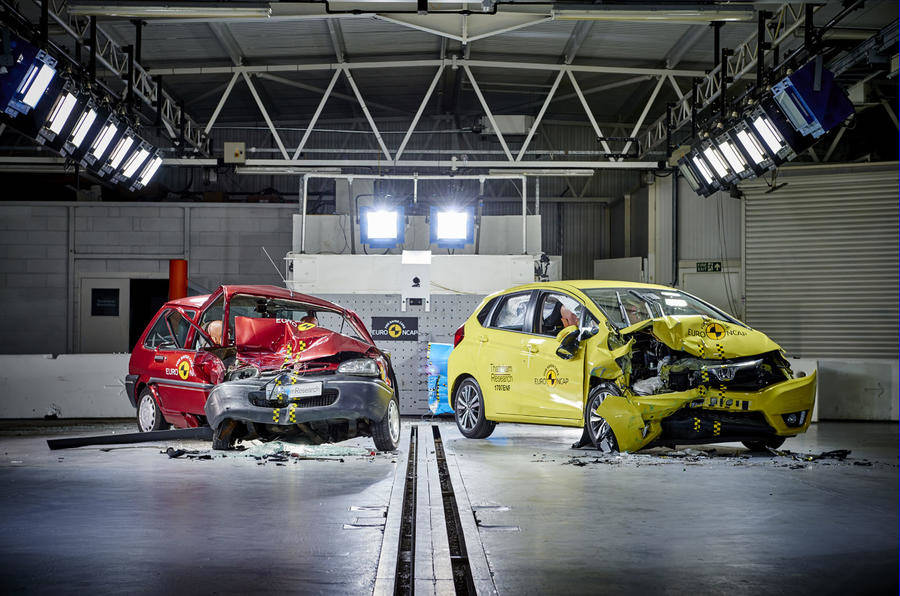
[449,373,475,410]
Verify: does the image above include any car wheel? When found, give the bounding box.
[136,388,167,433]
[742,437,786,452]
[454,378,496,439]
[585,384,619,453]
[372,396,401,451]
[212,419,239,450]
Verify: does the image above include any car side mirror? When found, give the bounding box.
[555,325,580,360]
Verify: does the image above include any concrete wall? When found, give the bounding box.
[0,202,294,355]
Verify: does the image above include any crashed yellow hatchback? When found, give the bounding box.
[447,281,816,453]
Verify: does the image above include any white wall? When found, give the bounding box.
[0,201,295,354]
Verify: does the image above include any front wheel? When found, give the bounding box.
[454,378,496,439]
[742,437,786,452]
[372,396,401,451]
[136,388,167,432]
[585,384,619,452]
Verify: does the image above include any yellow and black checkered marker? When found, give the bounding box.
[297,322,316,331]
[272,408,280,423]
[714,343,725,360]
[288,404,297,424]
[692,417,701,432]
[713,421,722,436]
[698,342,706,359]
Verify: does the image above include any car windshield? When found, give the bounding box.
[227,294,364,342]
[580,287,741,329]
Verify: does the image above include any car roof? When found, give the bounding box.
[220,285,345,311]
[167,295,209,309]
[494,280,676,296]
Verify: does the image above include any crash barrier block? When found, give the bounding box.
[816,358,899,421]
[426,343,453,415]
[0,354,134,418]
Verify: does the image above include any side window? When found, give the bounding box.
[590,290,627,328]
[144,312,176,349]
[534,292,585,336]
[476,297,499,326]
[194,295,225,348]
[489,293,531,332]
[166,311,192,349]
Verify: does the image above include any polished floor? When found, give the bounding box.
[0,420,896,595]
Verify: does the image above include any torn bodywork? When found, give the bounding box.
[586,315,816,453]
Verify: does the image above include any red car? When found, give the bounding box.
[126,285,401,451]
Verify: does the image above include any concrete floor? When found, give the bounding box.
[0,420,896,594]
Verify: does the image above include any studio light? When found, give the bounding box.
[4,49,58,117]
[18,60,56,110]
[116,141,152,183]
[751,112,787,156]
[360,206,404,248]
[104,131,135,174]
[430,207,475,248]
[44,91,78,136]
[65,103,98,152]
[733,124,768,167]
[132,153,163,190]
[85,116,120,165]
[714,132,753,180]
[700,141,733,181]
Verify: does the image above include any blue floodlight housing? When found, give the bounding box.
[772,59,854,139]
[360,206,405,248]
[2,45,57,117]
[429,206,475,248]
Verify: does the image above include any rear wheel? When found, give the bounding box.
[742,437,786,452]
[212,419,239,450]
[585,384,619,452]
[372,396,401,451]
[454,378,495,439]
[136,388,167,433]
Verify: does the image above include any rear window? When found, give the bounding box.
[489,293,531,332]
[476,297,499,326]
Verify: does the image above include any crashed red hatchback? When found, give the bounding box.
[126,285,401,451]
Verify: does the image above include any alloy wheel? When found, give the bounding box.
[456,384,480,432]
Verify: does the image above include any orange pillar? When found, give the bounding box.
[169,259,188,300]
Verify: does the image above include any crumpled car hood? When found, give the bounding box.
[233,316,373,370]
[619,315,781,359]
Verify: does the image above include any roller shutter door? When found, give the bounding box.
[741,162,898,358]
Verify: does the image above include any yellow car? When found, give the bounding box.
[447,281,816,452]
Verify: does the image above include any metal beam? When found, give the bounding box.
[516,69,564,162]
[256,73,407,115]
[242,72,290,160]
[620,75,666,158]
[567,70,614,159]
[292,69,342,160]
[395,65,445,161]
[208,22,244,66]
[148,59,707,79]
[562,21,594,64]
[326,19,348,63]
[464,65,513,162]
[511,75,650,110]
[342,66,393,161]
[664,24,708,69]
[159,157,658,169]
[204,72,240,135]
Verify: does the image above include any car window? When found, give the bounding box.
[581,287,739,329]
[194,295,225,349]
[534,292,584,336]
[226,294,365,343]
[144,312,176,349]
[166,310,192,349]
[476,297,499,326]
[489,293,531,332]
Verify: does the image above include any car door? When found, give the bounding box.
[518,290,587,421]
[152,308,213,417]
[476,291,535,417]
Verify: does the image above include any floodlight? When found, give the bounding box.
[430,207,475,248]
[678,162,702,194]
[360,206,405,248]
[88,119,119,162]
[771,60,854,139]
[106,133,135,170]
[678,152,719,197]
[116,141,152,183]
[132,154,163,190]
[734,127,767,166]
[714,132,753,180]
[45,91,78,135]
[691,154,715,185]
[752,113,786,155]
[4,49,58,117]
[701,143,732,180]
[66,105,98,151]
[18,62,56,109]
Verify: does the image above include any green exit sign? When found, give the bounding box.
[696,261,723,272]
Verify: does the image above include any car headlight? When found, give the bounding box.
[337,358,379,376]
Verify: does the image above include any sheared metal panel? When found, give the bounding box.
[742,163,899,359]
[678,180,742,260]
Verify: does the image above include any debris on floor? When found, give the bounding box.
[156,439,385,466]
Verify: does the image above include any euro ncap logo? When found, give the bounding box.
[705,322,726,340]
[545,367,559,387]
[176,355,192,380]
[388,323,403,338]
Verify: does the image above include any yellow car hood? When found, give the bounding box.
[619,315,781,359]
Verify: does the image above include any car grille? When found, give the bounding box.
[294,390,339,408]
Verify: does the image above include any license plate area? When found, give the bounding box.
[287,382,322,399]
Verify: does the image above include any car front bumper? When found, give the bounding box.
[204,374,395,432]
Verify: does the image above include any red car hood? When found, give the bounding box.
[233,316,374,370]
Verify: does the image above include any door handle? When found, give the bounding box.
[478,336,488,343]
[526,344,539,353]
[154,355,165,362]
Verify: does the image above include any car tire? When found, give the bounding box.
[453,378,496,439]
[212,419,239,450]
[585,384,619,453]
[742,437,786,452]
[372,396,401,451]
[136,388,167,433]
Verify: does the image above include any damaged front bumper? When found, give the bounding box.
[204,373,395,433]
[598,371,817,452]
